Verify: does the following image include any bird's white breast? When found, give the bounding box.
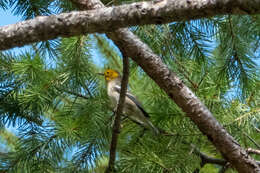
[107,80,120,109]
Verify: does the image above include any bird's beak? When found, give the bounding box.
[96,73,104,76]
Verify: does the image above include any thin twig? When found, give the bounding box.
[106,56,129,173]
[243,132,260,149]
[9,134,58,170]
[247,148,260,155]
[191,144,232,172]
[218,163,230,173]
[228,15,247,80]
[191,144,226,166]
[197,71,208,88]
[81,80,93,98]
[255,126,260,133]
[56,87,89,100]
[176,64,198,90]
[163,27,198,90]
[94,34,122,70]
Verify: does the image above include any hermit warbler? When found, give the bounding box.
[99,69,159,135]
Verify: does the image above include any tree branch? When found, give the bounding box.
[107,29,260,173]
[247,148,260,155]
[193,146,260,172]
[191,145,230,173]
[218,164,230,173]
[106,56,129,173]
[191,144,226,166]
[70,0,260,172]
[1,0,260,50]
[59,88,90,100]
[163,34,198,90]
[243,132,260,149]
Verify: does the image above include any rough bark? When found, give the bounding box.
[1,0,260,50]
[108,27,260,173]
[71,0,260,172]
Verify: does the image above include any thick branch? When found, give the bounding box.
[106,56,129,173]
[71,0,260,172]
[1,0,260,50]
[107,29,260,173]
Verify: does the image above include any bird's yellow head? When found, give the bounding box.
[103,69,120,82]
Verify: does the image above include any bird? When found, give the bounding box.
[99,69,159,135]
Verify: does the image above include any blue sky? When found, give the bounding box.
[0,8,20,26]
[0,7,105,148]
[0,8,24,136]
[0,8,32,55]
[0,6,107,64]
[0,1,259,164]
[1,1,259,127]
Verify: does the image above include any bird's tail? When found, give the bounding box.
[146,119,160,135]
[127,116,160,135]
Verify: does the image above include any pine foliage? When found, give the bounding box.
[0,0,259,173]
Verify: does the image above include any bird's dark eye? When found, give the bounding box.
[106,72,109,74]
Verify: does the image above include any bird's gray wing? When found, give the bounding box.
[113,85,150,118]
